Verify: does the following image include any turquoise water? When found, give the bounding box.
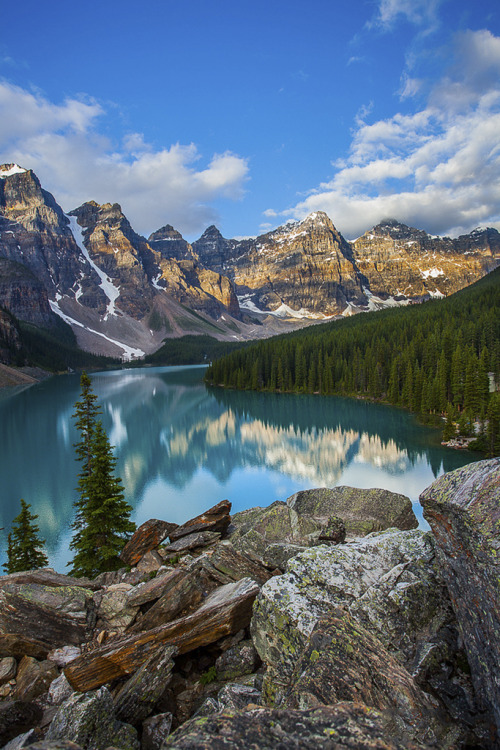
[0,365,477,572]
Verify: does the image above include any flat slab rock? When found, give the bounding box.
[120,519,179,567]
[163,703,423,749]
[65,578,259,691]
[421,458,500,741]
[168,500,231,542]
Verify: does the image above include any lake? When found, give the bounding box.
[0,365,478,572]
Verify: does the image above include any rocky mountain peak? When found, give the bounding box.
[0,163,28,178]
[148,224,196,261]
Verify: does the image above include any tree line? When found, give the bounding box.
[3,372,135,575]
[205,268,500,456]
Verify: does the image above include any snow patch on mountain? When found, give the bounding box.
[0,164,27,178]
[67,214,121,320]
[49,298,144,360]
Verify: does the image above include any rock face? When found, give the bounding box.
[194,212,500,317]
[164,703,421,749]
[228,486,417,564]
[421,458,500,743]
[352,219,500,301]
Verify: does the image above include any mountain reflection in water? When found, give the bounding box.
[0,365,477,570]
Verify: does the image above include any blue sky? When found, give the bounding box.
[1,0,499,241]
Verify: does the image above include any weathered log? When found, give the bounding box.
[120,519,179,567]
[65,578,258,691]
[168,500,231,542]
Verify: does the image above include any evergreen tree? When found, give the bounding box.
[3,499,48,573]
[69,373,135,578]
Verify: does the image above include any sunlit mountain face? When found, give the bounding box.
[0,365,476,571]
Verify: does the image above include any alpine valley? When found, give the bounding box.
[1,162,499,365]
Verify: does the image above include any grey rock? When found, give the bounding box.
[262,542,307,571]
[113,645,177,725]
[317,515,346,544]
[421,458,500,742]
[215,640,260,681]
[287,486,417,537]
[95,583,138,632]
[163,702,422,748]
[141,713,173,750]
[47,673,74,706]
[46,646,81,668]
[162,531,221,555]
[217,683,261,712]
[46,687,139,750]
[2,728,40,750]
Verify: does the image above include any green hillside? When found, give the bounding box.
[205,268,500,455]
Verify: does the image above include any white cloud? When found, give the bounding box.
[275,29,500,239]
[0,82,249,238]
[373,0,443,30]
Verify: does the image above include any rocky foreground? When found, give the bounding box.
[0,460,499,749]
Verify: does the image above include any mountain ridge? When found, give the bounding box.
[1,163,499,363]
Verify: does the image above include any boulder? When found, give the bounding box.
[0,656,17,684]
[7,743,82,750]
[0,634,48,660]
[0,701,43,746]
[95,583,139,631]
[215,639,260,681]
[163,703,421,749]
[162,531,221,555]
[46,687,139,750]
[47,673,74,706]
[12,656,59,702]
[261,542,307,572]
[136,550,164,574]
[228,501,318,561]
[120,520,178,567]
[141,713,173,750]
[252,530,448,697]
[126,568,186,607]
[2,728,41,750]
[65,578,259,691]
[0,583,94,654]
[113,645,177,725]
[0,569,100,591]
[283,613,446,747]
[421,458,500,741]
[168,500,231,542]
[46,646,81,668]
[216,683,261,712]
[287,486,417,537]
[209,541,272,585]
[317,515,346,544]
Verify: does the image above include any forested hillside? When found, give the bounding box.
[205,268,500,455]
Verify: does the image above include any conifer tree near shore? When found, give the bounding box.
[68,372,135,578]
[3,499,48,573]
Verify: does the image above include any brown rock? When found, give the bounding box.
[0,634,48,660]
[120,519,179,567]
[127,567,204,632]
[0,584,94,654]
[0,656,17,684]
[0,569,100,591]
[210,541,272,585]
[64,578,259,691]
[169,500,231,542]
[162,531,221,555]
[136,550,163,574]
[12,656,59,702]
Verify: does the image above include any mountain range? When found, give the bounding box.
[1,162,499,362]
